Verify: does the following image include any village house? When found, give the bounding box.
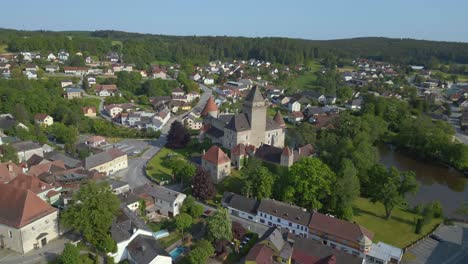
[10,141,44,162]
[23,70,37,79]
[58,51,69,61]
[105,103,136,118]
[108,179,130,195]
[64,88,83,100]
[0,184,59,254]
[151,66,167,79]
[47,53,56,61]
[95,84,120,97]
[34,114,54,127]
[85,148,128,175]
[202,145,231,184]
[63,66,87,75]
[134,183,187,218]
[106,51,120,62]
[187,91,201,102]
[82,106,97,118]
[87,76,96,86]
[61,80,73,88]
[8,173,60,203]
[288,111,304,123]
[85,135,106,147]
[45,65,59,73]
[182,112,202,130]
[109,208,171,264]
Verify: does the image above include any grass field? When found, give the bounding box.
[145,148,176,183]
[111,40,123,47]
[80,97,101,110]
[352,197,442,248]
[290,60,322,91]
[433,70,468,82]
[0,44,7,54]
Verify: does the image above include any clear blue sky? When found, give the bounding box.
[2,0,468,42]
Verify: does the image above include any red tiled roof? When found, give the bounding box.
[290,111,304,118]
[201,97,218,116]
[282,146,293,156]
[108,148,126,159]
[245,244,273,264]
[8,173,55,194]
[82,106,97,114]
[46,189,59,198]
[28,160,66,177]
[172,87,184,93]
[86,135,106,143]
[231,143,246,156]
[0,184,57,228]
[203,146,230,165]
[309,212,374,243]
[0,162,22,183]
[95,84,118,91]
[273,111,286,128]
[34,113,49,121]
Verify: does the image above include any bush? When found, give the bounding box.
[431,201,443,218]
[106,256,115,264]
[414,218,424,234]
[413,204,424,215]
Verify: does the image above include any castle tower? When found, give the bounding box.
[201,97,218,118]
[280,146,294,167]
[242,86,267,147]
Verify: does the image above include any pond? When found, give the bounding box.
[379,145,468,220]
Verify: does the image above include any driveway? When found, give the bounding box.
[0,236,71,264]
[403,223,468,264]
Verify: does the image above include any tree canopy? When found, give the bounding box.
[206,208,232,243]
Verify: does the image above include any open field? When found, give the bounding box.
[145,148,174,183]
[352,197,442,248]
[0,44,7,53]
[433,70,468,82]
[289,60,322,91]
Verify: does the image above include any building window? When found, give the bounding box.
[288,222,292,227]
[8,231,12,238]
[260,219,265,224]
[268,221,272,226]
[248,216,253,220]
[32,227,35,231]
[277,218,280,223]
[45,220,49,224]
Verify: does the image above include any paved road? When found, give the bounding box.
[449,105,468,144]
[114,84,212,189]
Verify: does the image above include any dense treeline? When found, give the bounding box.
[2,28,468,68]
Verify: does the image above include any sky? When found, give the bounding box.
[1,0,468,42]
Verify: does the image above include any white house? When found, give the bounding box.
[45,65,59,73]
[58,51,69,61]
[109,208,171,264]
[47,53,56,61]
[24,70,37,79]
[288,100,301,112]
[134,184,186,218]
[203,77,215,85]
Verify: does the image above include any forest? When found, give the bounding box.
[2,28,468,68]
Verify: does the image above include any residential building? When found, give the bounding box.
[134,184,186,218]
[0,184,59,254]
[63,66,87,75]
[108,179,130,195]
[105,103,135,118]
[85,149,128,175]
[11,141,44,162]
[95,84,120,97]
[308,212,374,257]
[109,208,171,264]
[151,67,167,79]
[202,145,231,184]
[182,112,203,130]
[45,65,59,73]
[366,242,403,264]
[58,51,69,61]
[288,111,304,123]
[82,106,97,118]
[222,192,259,222]
[8,173,60,203]
[23,70,37,79]
[245,227,293,264]
[34,114,54,127]
[0,161,23,183]
[61,80,73,88]
[64,88,83,100]
[200,86,285,150]
[85,135,106,147]
[87,76,96,86]
[288,100,301,112]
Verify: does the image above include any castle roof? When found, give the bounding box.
[203,146,231,165]
[245,85,264,104]
[201,97,218,116]
[273,111,286,128]
[226,113,251,132]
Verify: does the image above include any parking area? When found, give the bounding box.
[101,139,151,156]
[404,223,468,264]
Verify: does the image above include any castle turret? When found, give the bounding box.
[273,110,286,129]
[280,146,294,167]
[201,97,218,118]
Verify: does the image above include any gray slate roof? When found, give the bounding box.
[245,86,264,103]
[226,113,250,132]
[111,208,151,243]
[127,234,169,264]
[222,192,260,215]
[11,141,42,152]
[85,149,125,170]
[134,184,185,204]
[45,151,82,168]
[258,199,312,227]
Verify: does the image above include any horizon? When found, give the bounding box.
[1,0,468,43]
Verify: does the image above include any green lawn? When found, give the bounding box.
[80,97,101,110]
[159,232,182,248]
[352,197,442,248]
[433,70,468,82]
[146,148,176,183]
[0,44,7,54]
[111,40,123,47]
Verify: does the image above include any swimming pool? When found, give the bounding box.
[169,246,186,260]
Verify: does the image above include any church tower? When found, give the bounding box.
[242,86,267,147]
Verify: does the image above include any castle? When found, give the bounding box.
[200,86,286,150]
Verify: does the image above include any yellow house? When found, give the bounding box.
[85,149,128,175]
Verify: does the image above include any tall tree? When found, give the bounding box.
[368,165,418,219]
[241,163,275,199]
[174,213,192,237]
[187,240,214,264]
[192,167,215,201]
[0,144,19,163]
[172,161,196,187]
[166,121,190,149]
[181,196,204,219]
[60,243,80,264]
[206,208,232,242]
[284,157,336,210]
[61,181,120,252]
